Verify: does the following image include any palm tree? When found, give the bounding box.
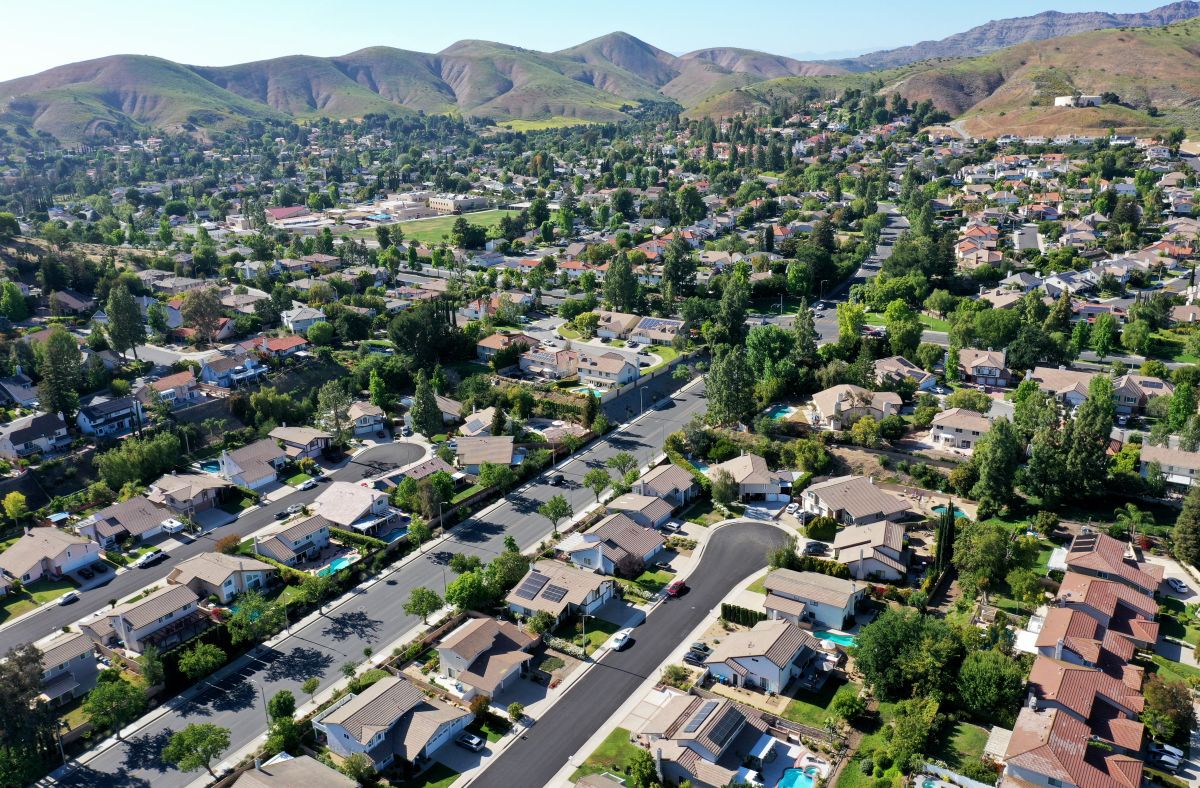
[1113,503,1154,542]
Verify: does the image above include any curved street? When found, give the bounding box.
[471,521,790,788]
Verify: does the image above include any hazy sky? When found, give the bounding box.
[0,0,1163,81]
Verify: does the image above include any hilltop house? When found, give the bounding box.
[809,384,901,431]
[0,412,70,460]
[705,454,790,501]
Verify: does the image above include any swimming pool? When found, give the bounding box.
[199,460,220,473]
[764,404,796,421]
[931,504,969,519]
[569,386,605,398]
[813,630,857,647]
[777,766,819,788]
[318,556,354,577]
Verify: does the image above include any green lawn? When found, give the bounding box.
[1148,653,1200,686]
[470,712,513,742]
[1,578,78,622]
[498,117,596,132]
[286,472,313,487]
[221,492,259,514]
[570,727,642,782]
[642,345,680,375]
[747,575,767,594]
[928,721,990,771]
[1150,329,1200,364]
[782,678,858,727]
[864,312,951,332]
[837,701,899,788]
[682,498,722,527]
[562,615,620,655]
[557,325,582,340]
[1159,597,1200,647]
[629,568,674,594]
[391,762,461,788]
[448,360,492,378]
[347,209,518,246]
[451,483,487,504]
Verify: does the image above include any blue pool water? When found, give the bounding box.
[569,386,605,398]
[380,527,410,544]
[691,459,710,473]
[764,404,796,420]
[777,767,818,788]
[318,556,354,577]
[200,460,220,473]
[931,504,969,519]
[813,630,857,647]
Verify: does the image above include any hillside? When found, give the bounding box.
[836,0,1200,70]
[689,19,1200,137]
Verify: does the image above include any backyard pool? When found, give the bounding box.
[813,630,857,647]
[777,766,819,788]
[569,386,605,398]
[199,460,220,473]
[764,404,796,421]
[380,526,410,544]
[318,556,354,577]
[931,504,969,519]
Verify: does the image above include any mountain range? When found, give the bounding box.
[2,3,1200,143]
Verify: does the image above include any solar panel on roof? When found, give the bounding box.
[709,710,742,746]
[683,700,718,733]
[514,571,550,600]
[542,584,568,603]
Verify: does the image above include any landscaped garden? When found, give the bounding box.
[571,726,642,781]
[782,677,860,727]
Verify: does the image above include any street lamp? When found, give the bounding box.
[819,279,829,301]
[580,613,593,660]
[250,679,270,727]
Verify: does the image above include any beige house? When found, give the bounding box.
[313,482,400,537]
[578,352,638,390]
[705,454,790,501]
[148,472,231,514]
[254,515,332,566]
[0,528,101,584]
[632,463,699,507]
[505,561,617,624]
[167,552,276,604]
[85,584,207,654]
[559,513,665,576]
[230,753,356,788]
[874,356,936,391]
[958,347,1011,387]
[808,384,901,430]
[594,310,641,339]
[802,475,908,525]
[38,631,99,706]
[455,436,516,474]
[704,619,822,693]
[348,401,386,436]
[218,438,287,490]
[605,493,674,528]
[929,407,992,452]
[436,617,536,701]
[833,521,909,580]
[1140,443,1200,490]
[269,425,333,459]
[77,496,173,548]
[762,568,865,629]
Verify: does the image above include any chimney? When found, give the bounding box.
[254,757,263,772]
[1054,638,1064,660]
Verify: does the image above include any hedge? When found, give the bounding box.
[805,516,838,541]
[721,603,767,627]
[330,527,388,552]
[252,552,310,584]
[665,446,711,493]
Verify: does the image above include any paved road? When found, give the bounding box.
[4,442,426,649]
[54,381,709,787]
[471,522,791,788]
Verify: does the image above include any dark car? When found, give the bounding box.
[653,561,675,573]
[549,473,565,487]
[92,561,108,573]
[456,732,485,752]
[803,542,828,555]
[274,510,289,519]
[689,642,713,656]
[78,565,94,580]
[683,651,706,667]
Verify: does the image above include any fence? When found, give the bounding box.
[922,762,996,788]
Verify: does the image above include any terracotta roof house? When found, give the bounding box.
[476,331,538,362]
[832,520,909,581]
[958,347,1011,387]
[929,407,993,452]
[505,561,617,624]
[809,384,902,431]
[436,617,537,701]
[1035,607,1143,689]
[1056,572,1159,648]
[1001,706,1143,788]
[704,618,823,693]
[762,568,866,629]
[559,513,666,576]
[1026,656,1145,751]
[0,528,101,584]
[312,676,471,772]
[167,552,276,605]
[1064,532,1163,597]
[802,475,908,526]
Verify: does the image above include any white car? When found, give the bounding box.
[1167,577,1190,594]
[57,591,80,606]
[285,503,305,515]
[1150,742,1185,760]
[610,628,634,651]
[297,479,318,491]
[161,518,186,534]
[785,502,800,515]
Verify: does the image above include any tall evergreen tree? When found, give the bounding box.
[410,370,442,438]
[1174,482,1200,569]
[105,283,145,360]
[38,326,81,421]
[969,418,1022,515]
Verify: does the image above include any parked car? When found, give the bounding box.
[1150,743,1185,760]
[274,510,289,519]
[400,426,413,437]
[666,579,687,597]
[683,651,706,667]
[78,565,94,580]
[1152,753,1181,771]
[659,522,681,534]
[611,628,634,651]
[689,642,712,656]
[92,561,108,573]
[135,549,167,568]
[803,542,828,556]
[285,503,305,515]
[548,473,565,487]
[162,518,186,534]
[58,591,80,606]
[653,561,674,573]
[456,732,485,752]
[1167,577,1190,594]
[784,502,800,516]
[297,479,318,491]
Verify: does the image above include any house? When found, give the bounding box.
[313,482,399,537]
[578,352,638,390]
[1063,532,1163,597]
[0,412,70,459]
[254,515,332,566]
[312,676,471,772]
[239,334,309,359]
[605,493,674,528]
[148,473,230,515]
[476,332,538,362]
[76,394,143,438]
[219,438,287,490]
[0,371,39,407]
[958,347,1011,387]
[632,463,699,507]
[704,618,823,693]
[141,370,201,409]
[801,475,909,525]
[1034,606,1142,675]
[38,631,99,706]
[436,617,537,701]
[1025,656,1144,751]
[638,694,765,787]
[348,401,386,436]
[200,352,265,389]
[1139,443,1200,490]
[1111,373,1173,415]
[761,568,865,629]
[102,584,206,654]
[519,347,579,380]
[630,316,685,345]
[873,356,937,391]
[455,436,516,474]
[809,384,901,430]
[594,310,641,339]
[230,753,357,788]
[269,425,333,460]
[77,496,173,548]
[560,513,665,575]
[1001,706,1143,788]
[49,289,96,315]
[166,552,276,605]
[0,528,100,584]
[832,521,910,581]
[929,408,993,452]
[1028,365,1097,409]
[281,305,327,333]
[705,454,790,501]
[435,395,464,424]
[505,560,617,624]
[1056,572,1159,648]
[460,407,499,438]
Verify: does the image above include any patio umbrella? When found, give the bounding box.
[820,639,837,651]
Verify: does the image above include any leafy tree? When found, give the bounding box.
[0,281,28,321]
[138,645,165,687]
[1173,481,1200,569]
[1169,381,1198,432]
[1091,312,1119,358]
[339,752,376,784]
[306,320,334,346]
[302,677,320,701]
[602,254,637,312]
[855,608,963,700]
[944,388,991,413]
[410,370,442,438]
[836,301,866,344]
[105,283,145,360]
[316,380,352,443]
[84,677,146,738]
[267,690,295,721]
[445,569,492,612]
[507,701,525,724]
[2,491,27,526]
[711,468,738,506]
[0,212,19,241]
[479,462,517,492]
[850,416,881,448]
[538,494,572,536]
[626,748,658,788]
[0,643,58,785]
[953,519,1011,597]
[606,451,638,477]
[1143,674,1197,745]
[1006,567,1043,609]
[831,690,867,723]
[583,468,611,501]
[486,549,531,596]
[181,288,223,346]
[969,417,1021,514]
[38,325,82,420]
[226,590,285,644]
[707,346,755,426]
[404,587,443,623]
[449,553,483,574]
[526,610,556,635]
[883,299,922,357]
[889,697,939,764]
[178,642,227,680]
[162,723,230,777]
[957,649,1026,726]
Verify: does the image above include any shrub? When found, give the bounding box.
[215,534,241,554]
[805,516,838,541]
[860,758,874,775]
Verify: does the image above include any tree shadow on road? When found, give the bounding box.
[210,678,255,713]
[58,764,153,788]
[263,645,336,682]
[321,609,383,642]
[121,727,174,774]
